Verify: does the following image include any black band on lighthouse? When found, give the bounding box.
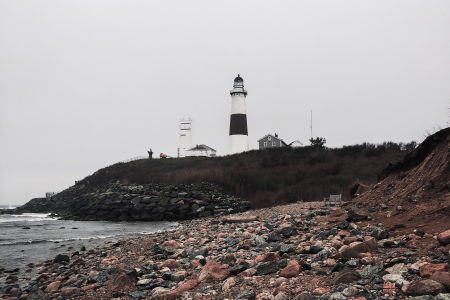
[229,114,248,135]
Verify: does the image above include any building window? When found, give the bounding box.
[264,142,267,147]
[268,136,271,141]
[272,142,276,146]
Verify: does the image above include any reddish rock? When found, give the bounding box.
[162,240,180,249]
[338,237,377,259]
[383,282,396,293]
[343,237,356,245]
[161,259,180,269]
[45,281,61,293]
[61,287,80,297]
[197,260,231,283]
[312,288,328,296]
[430,272,450,292]
[420,264,447,278]
[217,233,227,238]
[437,229,450,246]
[402,279,446,296]
[191,260,202,268]
[107,267,137,292]
[20,295,28,300]
[162,280,198,300]
[81,283,101,293]
[255,252,281,263]
[224,253,236,263]
[279,263,301,278]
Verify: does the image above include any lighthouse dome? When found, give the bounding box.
[234,74,243,82]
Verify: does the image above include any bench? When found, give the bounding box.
[324,194,342,206]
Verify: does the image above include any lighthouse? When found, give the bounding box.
[229,74,249,154]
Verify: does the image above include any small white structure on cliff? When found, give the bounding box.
[185,144,217,157]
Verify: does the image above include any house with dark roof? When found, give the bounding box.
[185,144,217,157]
[257,133,289,150]
[258,134,305,150]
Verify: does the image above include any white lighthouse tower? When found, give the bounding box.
[229,74,249,154]
[179,118,194,157]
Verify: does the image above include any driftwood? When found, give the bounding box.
[221,215,259,223]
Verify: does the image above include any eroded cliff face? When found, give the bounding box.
[345,127,450,236]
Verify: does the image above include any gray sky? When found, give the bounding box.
[1,1,449,205]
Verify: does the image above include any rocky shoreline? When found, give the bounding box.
[0,182,251,222]
[1,201,450,300]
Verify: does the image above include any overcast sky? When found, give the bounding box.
[1,1,449,205]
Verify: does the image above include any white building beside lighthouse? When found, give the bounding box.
[229,75,249,154]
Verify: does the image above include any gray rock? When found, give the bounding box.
[436,294,450,300]
[88,269,108,284]
[137,278,152,286]
[128,290,147,298]
[342,286,358,297]
[255,235,266,246]
[330,268,362,285]
[54,253,70,263]
[27,287,49,300]
[273,292,289,300]
[329,292,347,300]
[279,244,294,254]
[189,247,208,260]
[267,232,281,242]
[371,226,388,240]
[255,261,279,276]
[198,211,213,217]
[292,292,311,300]
[361,265,384,278]
[316,247,330,260]
[236,289,254,300]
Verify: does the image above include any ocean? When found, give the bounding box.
[0,207,178,275]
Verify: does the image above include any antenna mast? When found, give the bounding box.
[310,111,313,139]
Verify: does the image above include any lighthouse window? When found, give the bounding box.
[272,142,276,146]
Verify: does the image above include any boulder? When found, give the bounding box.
[338,237,377,259]
[161,259,180,270]
[420,264,448,278]
[222,277,236,291]
[255,261,279,276]
[161,280,197,300]
[430,272,450,293]
[162,240,180,249]
[45,281,61,293]
[330,268,362,285]
[230,261,250,276]
[171,271,187,282]
[60,287,80,297]
[197,261,231,283]
[437,229,450,246]
[27,287,49,300]
[279,262,301,278]
[107,265,138,292]
[371,226,388,240]
[403,280,446,296]
[256,252,280,262]
[54,254,70,263]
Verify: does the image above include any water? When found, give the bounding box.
[0,212,178,275]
